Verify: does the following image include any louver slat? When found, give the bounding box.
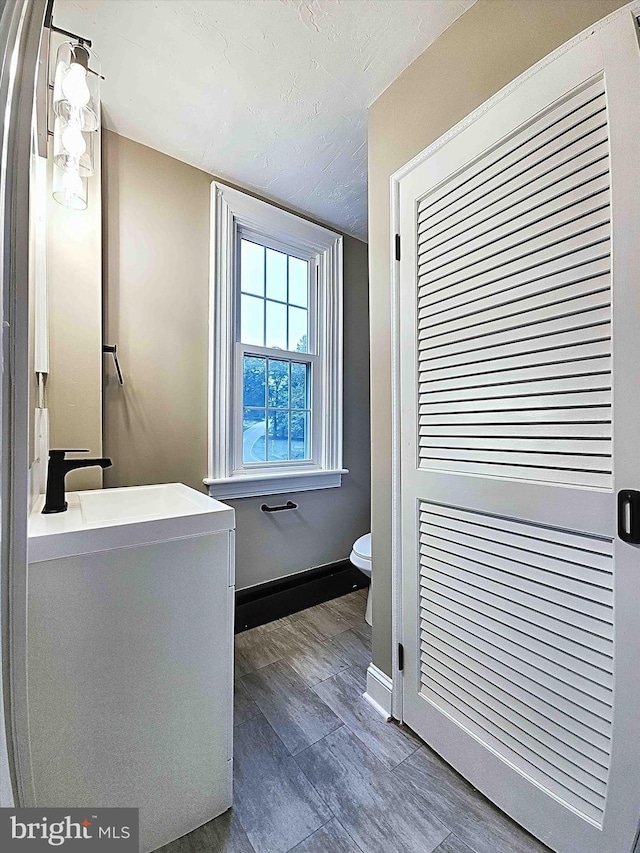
[419,346,611,385]
[418,508,613,574]
[419,503,612,557]
[417,230,610,309]
[417,80,606,227]
[420,551,612,630]
[420,372,610,403]
[418,140,609,250]
[420,635,609,766]
[417,243,609,313]
[421,614,612,733]
[418,501,613,825]
[418,275,611,334]
[421,569,612,653]
[418,407,611,426]
[419,592,613,696]
[417,209,609,285]
[419,331,611,375]
[419,421,610,439]
[421,663,606,818]
[420,390,611,413]
[420,644,609,784]
[418,533,613,602]
[418,188,610,278]
[415,78,611,488]
[418,307,611,358]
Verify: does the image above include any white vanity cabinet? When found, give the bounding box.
[27,484,235,853]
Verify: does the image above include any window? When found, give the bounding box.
[239,238,312,465]
[205,184,345,499]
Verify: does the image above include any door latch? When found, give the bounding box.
[618,490,640,544]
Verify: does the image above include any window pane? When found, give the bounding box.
[267,411,290,461]
[289,306,308,352]
[241,239,264,296]
[243,408,266,462]
[266,248,287,302]
[289,257,308,307]
[290,362,308,410]
[291,411,310,460]
[241,294,264,346]
[243,356,266,407]
[238,240,316,469]
[268,359,289,408]
[266,300,287,349]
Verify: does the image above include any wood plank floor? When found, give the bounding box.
[157,590,550,853]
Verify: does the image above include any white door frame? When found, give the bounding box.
[0,0,48,808]
[388,0,640,727]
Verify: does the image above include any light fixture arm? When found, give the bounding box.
[44,4,92,48]
[49,24,91,48]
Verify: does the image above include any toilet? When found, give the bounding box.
[350,533,372,626]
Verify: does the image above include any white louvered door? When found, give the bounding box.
[397,9,640,853]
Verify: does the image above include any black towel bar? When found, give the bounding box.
[103,344,124,385]
[261,500,298,513]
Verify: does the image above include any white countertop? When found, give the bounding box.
[29,483,235,563]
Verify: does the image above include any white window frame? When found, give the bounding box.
[205,182,345,500]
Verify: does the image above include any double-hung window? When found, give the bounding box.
[205,183,345,499]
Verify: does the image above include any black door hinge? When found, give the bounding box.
[398,643,404,672]
[395,234,401,262]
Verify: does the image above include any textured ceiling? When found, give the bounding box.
[53,0,475,240]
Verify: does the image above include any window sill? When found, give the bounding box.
[203,469,348,500]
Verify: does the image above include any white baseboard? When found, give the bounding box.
[363,663,393,721]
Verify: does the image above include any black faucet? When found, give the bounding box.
[42,449,113,514]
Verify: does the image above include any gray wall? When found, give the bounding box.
[46,134,103,491]
[102,131,370,590]
[367,0,627,677]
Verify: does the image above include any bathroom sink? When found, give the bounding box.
[29,483,234,563]
[79,483,207,525]
[27,481,235,852]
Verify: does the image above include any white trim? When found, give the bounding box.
[208,181,344,499]
[205,468,347,500]
[1,0,48,809]
[32,151,48,373]
[363,664,393,721]
[212,184,341,252]
[208,183,235,492]
[390,171,403,724]
[387,0,640,732]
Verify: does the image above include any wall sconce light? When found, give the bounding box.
[52,42,100,130]
[53,116,95,176]
[50,40,101,210]
[52,161,88,210]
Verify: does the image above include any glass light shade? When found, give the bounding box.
[52,42,101,132]
[52,163,88,210]
[52,117,94,177]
